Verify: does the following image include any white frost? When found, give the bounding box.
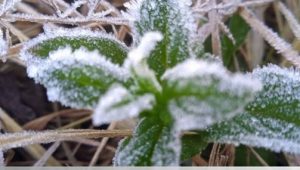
[126,32,163,67]
[29,46,130,109]
[124,32,163,93]
[209,114,300,155]
[123,0,199,56]
[248,64,300,121]
[163,59,262,130]
[93,84,155,126]
[0,0,20,16]
[20,25,129,65]
[163,59,262,96]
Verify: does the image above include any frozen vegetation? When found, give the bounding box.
[1,0,300,167]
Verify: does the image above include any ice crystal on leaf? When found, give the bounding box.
[21,25,129,66]
[163,59,262,130]
[248,64,300,125]
[14,0,300,166]
[206,114,300,154]
[93,84,155,125]
[124,32,163,94]
[29,47,130,109]
[199,64,300,155]
[124,0,200,77]
[114,118,180,166]
[20,26,130,109]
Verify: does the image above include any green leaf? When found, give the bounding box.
[21,26,129,65]
[204,113,300,154]
[162,59,262,131]
[248,64,300,125]
[114,117,180,166]
[20,26,130,109]
[27,47,130,109]
[195,64,300,156]
[125,32,163,95]
[221,14,250,69]
[125,0,197,76]
[181,134,208,161]
[93,84,155,125]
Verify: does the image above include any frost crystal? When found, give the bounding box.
[0,0,20,16]
[127,32,163,66]
[93,84,155,126]
[21,25,128,65]
[124,32,163,93]
[123,0,200,76]
[248,64,300,124]
[114,118,180,166]
[150,126,180,166]
[163,59,262,130]
[30,47,130,109]
[208,114,300,154]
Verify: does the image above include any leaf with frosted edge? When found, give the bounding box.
[93,84,155,126]
[162,59,262,131]
[114,117,180,166]
[247,64,300,125]
[124,32,163,94]
[21,25,129,66]
[203,113,300,154]
[124,0,198,76]
[29,47,130,109]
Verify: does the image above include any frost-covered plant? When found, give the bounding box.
[13,0,300,166]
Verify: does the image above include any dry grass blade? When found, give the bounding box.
[0,129,132,151]
[24,109,91,130]
[34,141,60,167]
[277,1,300,40]
[248,147,269,166]
[3,14,128,25]
[208,0,222,56]
[89,122,116,166]
[0,108,61,166]
[239,7,300,67]
[284,154,300,166]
